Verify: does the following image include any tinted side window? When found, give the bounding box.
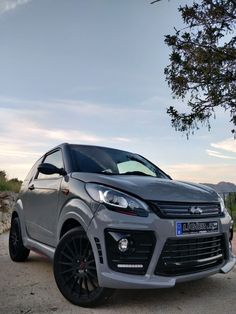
[37,150,64,179]
[24,157,44,182]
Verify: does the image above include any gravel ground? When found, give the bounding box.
[0,232,236,314]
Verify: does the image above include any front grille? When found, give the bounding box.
[150,201,221,219]
[155,234,226,276]
[105,229,156,275]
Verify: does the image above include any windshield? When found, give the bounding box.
[70,145,170,179]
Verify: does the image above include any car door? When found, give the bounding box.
[25,149,64,247]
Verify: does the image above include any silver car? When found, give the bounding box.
[9,143,235,307]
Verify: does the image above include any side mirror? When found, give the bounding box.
[38,163,67,176]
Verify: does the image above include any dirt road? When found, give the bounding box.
[0,232,236,314]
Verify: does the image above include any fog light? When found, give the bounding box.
[118,238,129,252]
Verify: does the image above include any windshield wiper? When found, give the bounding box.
[92,171,118,175]
[119,171,154,177]
[92,171,154,177]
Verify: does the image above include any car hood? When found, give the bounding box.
[71,173,219,202]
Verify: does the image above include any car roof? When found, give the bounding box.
[47,143,132,154]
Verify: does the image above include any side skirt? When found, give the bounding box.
[24,236,55,261]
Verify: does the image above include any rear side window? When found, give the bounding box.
[37,150,64,179]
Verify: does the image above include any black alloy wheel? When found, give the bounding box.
[53,227,113,307]
[9,217,30,262]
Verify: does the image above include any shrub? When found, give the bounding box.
[0,171,22,193]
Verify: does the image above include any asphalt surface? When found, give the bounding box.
[0,232,236,314]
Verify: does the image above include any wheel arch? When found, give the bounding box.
[10,198,29,249]
[57,212,88,243]
[11,210,19,222]
[56,198,94,244]
[59,218,83,239]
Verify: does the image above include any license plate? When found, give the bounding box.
[176,221,218,236]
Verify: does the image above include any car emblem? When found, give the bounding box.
[189,206,203,215]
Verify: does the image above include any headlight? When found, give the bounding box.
[85,183,150,217]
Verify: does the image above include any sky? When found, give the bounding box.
[0,0,235,183]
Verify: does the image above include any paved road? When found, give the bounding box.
[0,232,236,314]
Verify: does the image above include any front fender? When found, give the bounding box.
[56,198,94,244]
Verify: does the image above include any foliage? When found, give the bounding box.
[0,170,22,193]
[163,0,236,136]
[0,170,7,181]
[223,192,236,227]
[225,191,236,210]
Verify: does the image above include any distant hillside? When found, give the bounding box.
[201,182,236,193]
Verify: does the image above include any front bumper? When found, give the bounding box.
[87,205,236,289]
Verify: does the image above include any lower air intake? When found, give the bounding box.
[105,229,156,275]
[155,234,226,276]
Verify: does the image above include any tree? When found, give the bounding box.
[157,0,236,136]
[0,170,7,182]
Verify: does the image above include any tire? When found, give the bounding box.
[9,217,30,262]
[53,227,113,307]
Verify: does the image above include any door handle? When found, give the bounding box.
[28,184,35,191]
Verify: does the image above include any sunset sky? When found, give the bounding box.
[0,0,235,183]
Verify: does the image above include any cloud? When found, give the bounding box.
[165,163,236,184]
[0,96,156,117]
[0,101,135,179]
[206,149,236,160]
[0,113,133,145]
[0,116,133,155]
[204,138,236,161]
[0,96,155,146]
[211,138,236,154]
[0,96,234,183]
[111,137,132,143]
[0,0,31,14]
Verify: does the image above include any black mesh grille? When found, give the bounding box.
[155,234,226,276]
[105,229,156,275]
[150,201,222,219]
